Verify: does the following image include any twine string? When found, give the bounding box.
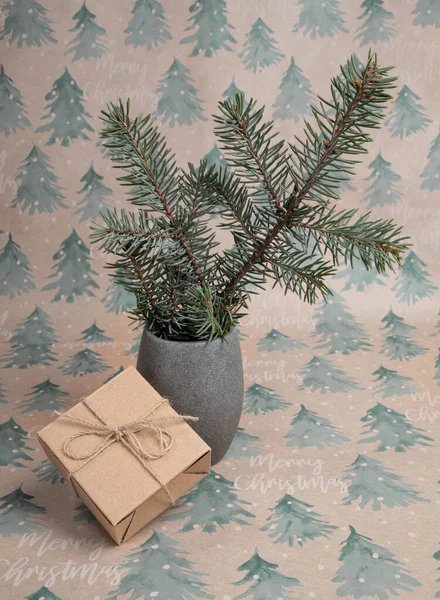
[54,398,198,505]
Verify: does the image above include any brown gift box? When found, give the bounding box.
[37,366,211,544]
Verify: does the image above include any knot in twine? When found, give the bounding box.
[54,398,198,505]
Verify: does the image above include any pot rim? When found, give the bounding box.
[141,327,237,347]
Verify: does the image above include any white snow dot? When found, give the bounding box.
[318,564,324,571]
[359,578,365,583]
[395,574,401,579]
[373,552,379,558]
[162,564,170,569]
[150,593,158,598]
[253,574,259,579]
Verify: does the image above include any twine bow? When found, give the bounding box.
[54,398,198,505]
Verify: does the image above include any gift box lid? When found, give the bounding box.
[37,366,211,528]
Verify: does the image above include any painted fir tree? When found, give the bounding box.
[312,293,372,355]
[240,18,284,72]
[334,258,387,292]
[0,380,7,404]
[299,355,360,394]
[362,151,402,207]
[154,58,206,127]
[381,308,427,361]
[36,69,94,146]
[1,306,57,369]
[273,57,313,122]
[25,586,63,600]
[11,145,66,215]
[0,0,56,48]
[125,0,172,49]
[342,454,427,511]
[420,130,440,191]
[359,402,433,452]
[124,329,143,356]
[354,0,395,46]
[107,531,214,600]
[262,494,337,547]
[244,383,288,415]
[181,0,236,58]
[258,328,307,353]
[293,0,348,39]
[386,84,432,139]
[74,164,112,222]
[78,321,113,344]
[162,470,255,533]
[33,459,64,485]
[224,427,262,460]
[0,485,45,537]
[60,348,110,377]
[285,404,349,449]
[0,418,34,467]
[42,229,99,303]
[0,65,31,135]
[233,549,302,600]
[222,78,243,101]
[333,526,422,598]
[73,503,96,523]
[102,272,136,314]
[372,365,418,399]
[0,233,35,299]
[18,378,69,413]
[202,144,228,174]
[413,0,440,28]
[392,250,438,305]
[66,2,107,61]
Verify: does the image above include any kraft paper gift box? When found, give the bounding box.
[37,365,211,544]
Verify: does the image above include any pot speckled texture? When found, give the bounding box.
[136,328,244,465]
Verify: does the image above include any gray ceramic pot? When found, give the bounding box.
[136,328,244,465]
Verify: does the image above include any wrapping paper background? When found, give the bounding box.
[0,1,439,598]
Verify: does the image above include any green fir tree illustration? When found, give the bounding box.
[0,232,35,299]
[154,58,206,127]
[103,365,124,384]
[300,355,360,393]
[74,164,112,222]
[74,503,96,523]
[381,308,427,361]
[0,381,7,404]
[392,250,438,305]
[61,348,110,377]
[124,329,142,356]
[78,321,113,344]
[385,84,432,139]
[359,402,433,452]
[233,549,302,600]
[181,0,236,58]
[293,0,348,39]
[0,65,31,135]
[262,494,337,547]
[202,144,228,174]
[0,0,57,48]
[0,485,45,537]
[372,365,418,398]
[273,57,313,122]
[313,293,372,355]
[362,151,402,207]
[420,130,440,191]
[107,530,214,600]
[162,470,255,533]
[11,145,66,214]
[66,2,107,61]
[332,526,422,598]
[33,459,64,485]
[285,404,349,449]
[26,586,63,600]
[125,0,172,50]
[42,229,99,303]
[222,78,243,101]
[342,454,427,511]
[258,328,307,353]
[240,18,284,72]
[435,545,440,598]
[334,259,387,292]
[354,0,395,46]
[224,427,262,460]
[37,69,94,146]
[244,383,288,415]
[102,268,136,314]
[1,306,57,369]
[18,378,69,413]
[0,418,34,467]
[413,0,440,28]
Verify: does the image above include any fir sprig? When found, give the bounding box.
[91,51,410,341]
